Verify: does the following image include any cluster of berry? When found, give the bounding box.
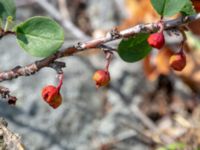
[40,23,188,109]
[147,23,186,71]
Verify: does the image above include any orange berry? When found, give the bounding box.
[42,85,62,109]
[93,70,110,88]
[147,32,165,49]
[169,53,186,71]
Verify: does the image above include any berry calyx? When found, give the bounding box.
[169,52,186,71]
[147,32,165,49]
[41,73,64,109]
[93,70,110,88]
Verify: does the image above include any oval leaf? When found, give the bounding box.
[117,33,151,63]
[181,0,196,15]
[151,0,194,16]
[16,16,64,57]
[0,0,16,21]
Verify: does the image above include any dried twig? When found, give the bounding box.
[58,0,71,21]
[36,0,90,40]
[0,86,17,104]
[0,118,24,149]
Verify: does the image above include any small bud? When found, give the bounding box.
[41,85,62,109]
[147,32,165,49]
[8,97,17,105]
[169,53,186,71]
[93,70,110,88]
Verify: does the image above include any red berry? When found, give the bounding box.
[147,32,165,49]
[169,53,186,71]
[93,70,110,88]
[192,0,200,12]
[41,85,62,109]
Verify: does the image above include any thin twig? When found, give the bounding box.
[58,0,71,21]
[36,0,90,40]
[0,29,15,39]
[131,105,157,132]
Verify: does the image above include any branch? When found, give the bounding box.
[0,118,24,149]
[0,13,200,82]
[0,29,15,39]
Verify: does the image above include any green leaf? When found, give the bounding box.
[117,33,151,63]
[167,143,185,149]
[157,142,185,150]
[150,0,194,17]
[181,0,196,15]
[0,0,16,21]
[16,16,64,57]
